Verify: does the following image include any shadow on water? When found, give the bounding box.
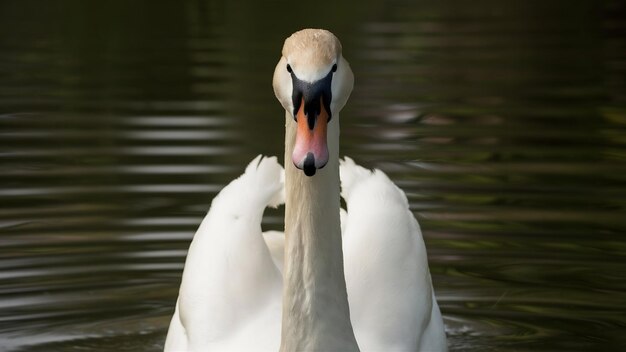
[0,0,625,351]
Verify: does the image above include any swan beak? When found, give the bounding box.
[292,97,329,177]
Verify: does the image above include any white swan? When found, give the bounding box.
[164,29,447,352]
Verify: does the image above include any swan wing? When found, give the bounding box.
[340,157,447,351]
[165,155,284,351]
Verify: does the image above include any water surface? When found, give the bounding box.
[1,1,625,351]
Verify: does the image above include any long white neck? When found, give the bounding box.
[280,111,359,351]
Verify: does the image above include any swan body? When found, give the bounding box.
[165,29,447,352]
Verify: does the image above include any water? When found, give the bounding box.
[1,1,625,351]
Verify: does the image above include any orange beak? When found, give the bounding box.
[292,97,329,176]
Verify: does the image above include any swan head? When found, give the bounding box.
[273,29,354,176]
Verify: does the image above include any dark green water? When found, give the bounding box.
[1,1,625,351]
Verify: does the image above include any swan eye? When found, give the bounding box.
[332,64,337,72]
[286,64,292,73]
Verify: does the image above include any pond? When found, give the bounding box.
[1,1,625,351]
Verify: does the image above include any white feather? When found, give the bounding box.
[165,156,447,351]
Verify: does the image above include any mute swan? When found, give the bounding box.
[164,29,447,352]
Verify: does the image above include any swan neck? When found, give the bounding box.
[280,111,359,351]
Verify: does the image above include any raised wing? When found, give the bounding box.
[340,157,447,352]
[165,155,284,351]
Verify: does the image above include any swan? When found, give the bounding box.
[164,28,447,352]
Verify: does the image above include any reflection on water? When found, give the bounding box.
[1,1,625,351]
